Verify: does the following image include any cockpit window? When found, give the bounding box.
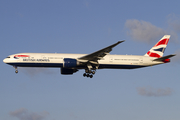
[6,56,10,58]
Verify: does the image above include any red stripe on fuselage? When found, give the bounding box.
[14,55,30,58]
[154,38,169,47]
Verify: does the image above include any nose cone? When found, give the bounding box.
[3,58,7,63]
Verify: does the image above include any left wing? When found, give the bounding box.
[78,41,125,61]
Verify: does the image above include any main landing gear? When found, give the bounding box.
[14,66,18,74]
[83,62,98,78]
[83,69,96,78]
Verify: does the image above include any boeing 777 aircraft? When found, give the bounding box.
[3,35,175,78]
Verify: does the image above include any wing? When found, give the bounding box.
[78,40,125,61]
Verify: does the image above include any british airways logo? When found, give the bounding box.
[14,55,30,59]
[14,55,50,62]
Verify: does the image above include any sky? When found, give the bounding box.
[0,0,180,120]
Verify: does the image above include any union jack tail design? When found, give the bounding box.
[144,35,170,58]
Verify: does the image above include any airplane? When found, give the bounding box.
[3,35,175,78]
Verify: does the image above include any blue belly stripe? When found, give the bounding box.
[7,63,64,67]
[99,64,146,69]
[7,63,146,69]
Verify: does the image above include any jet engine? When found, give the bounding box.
[63,58,78,68]
[61,58,79,75]
[61,68,78,75]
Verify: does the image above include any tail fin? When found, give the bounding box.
[144,35,170,58]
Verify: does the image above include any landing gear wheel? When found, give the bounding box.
[14,66,18,74]
[90,75,93,78]
[92,71,95,75]
[85,69,90,73]
[83,73,86,77]
[83,73,94,78]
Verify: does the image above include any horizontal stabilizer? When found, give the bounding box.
[153,54,176,61]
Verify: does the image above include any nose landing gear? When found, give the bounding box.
[14,66,18,74]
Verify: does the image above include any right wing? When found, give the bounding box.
[78,41,125,61]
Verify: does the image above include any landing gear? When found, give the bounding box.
[83,69,96,78]
[83,73,93,78]
[83,62,98,78]
[14,66,18,74]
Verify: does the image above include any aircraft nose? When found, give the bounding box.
[3,58,7,63]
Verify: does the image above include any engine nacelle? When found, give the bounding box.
[63,58,77,68]
[61,68,78,75]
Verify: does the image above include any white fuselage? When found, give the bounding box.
[3,36,174,77]
[3,53,164,69]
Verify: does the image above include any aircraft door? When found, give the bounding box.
[139,57,143,64]
[109,57,113,62]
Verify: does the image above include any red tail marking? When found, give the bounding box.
[154,38,169,47]
[147,51,161,58]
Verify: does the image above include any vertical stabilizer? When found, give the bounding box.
[144,35,170,58]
